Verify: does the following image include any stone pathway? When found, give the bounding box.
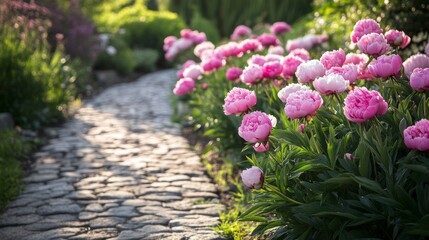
[0,70,224,240]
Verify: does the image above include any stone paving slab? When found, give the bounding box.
[0,70,224,240]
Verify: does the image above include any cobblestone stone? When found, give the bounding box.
[0,70,223,239]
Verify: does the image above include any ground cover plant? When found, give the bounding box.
[166,18,429,239]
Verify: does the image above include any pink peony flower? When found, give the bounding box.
[344,153,353,160]
[368,54,402,78]
[241,64,263,85]
[223,87,257,116]
[351,19,382,43]
[226,67,243,81]
[288,48,310,61]
[201,57,225,72]
[270,21,292,35]
[344,53,372,80]
[410,68,429,92]
[343,87,388,123]
[384,29,411,49]
[253,142,269,152]
[247,55,266,66]
[180,29,193,39]
[268,46,285,55]
[194,41,215,58]
[215,42,242,58]
[173,78,195,96]
[165,47,178,61]
[163,35,177,51]
[357,33,391,57]
[257,33,280,47]
[231,25,252,40]
[320,49,346,70]
[240,39,262,53]
[277,83,310,103]
[286,34,328,52]
[285,90,323,119]
[403,54,429,78]
[238,111,273,143]
[281,56,304,78]
[241,166,264,190]
[326,64,358,84]
[177,60,196,78]
[262,61,283,78]
[175,38,194,51]
[183,64,203,80]
[202,83,209,89]
[264,54,283,63]
[403,119,429,151]
[313,74,350,95]
[295,60,326,83]
[192,32,207,44]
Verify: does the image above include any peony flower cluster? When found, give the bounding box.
[403,54,429,78]
[288,48,310,61]
[320,49,346,70]
[257,33,280,47]
[241,166,264,190]
[223,87,257,116]
[281,56,304,78]
[403,119,429,152]
[277,83,310,103]
[262,61,283,78]
[183,64,203,80]
[164,29,207,60]
[343,87,388,123]
[384,29,411,49]
[326,64,358,84]
[238,111,273,143]
[240,39,263,53]
[286,34,328,52]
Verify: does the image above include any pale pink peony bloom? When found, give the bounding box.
[176,60,196,78]
[326,64,358,84]
[201,57,225,72]
[410,68,429,92]
[343,87,388,123]
[215,42,242,58]
[165,46,179,61]
[268,46,285,55]
[357,33,391,57]
[239,39,263,53]
[425,42,429,56]
[181,29,206,44]
[241,64,263,85]
[257,33,280,47]
[176,38,194,51]
[285,90,323,119]
[288,48,310,61]
[231,25,252,40]
[281,56,304,78]
[183,64,203,80]
[173,78,195,96]
[247,55,266,66]
[385,29,411,49]
[344,53,372,80]
[223,87,257,116]
[270,21,292,35]
[295,60,326,83]
[194,41,215,58]
[351,19,382,43]
[238,111,273,143]
[368,54,402,78]
[313,74,350,95]
[226,67,243,81]
[320,49,346,70]
[241,166,264,189]
[267,114,277,128]
[192,32,207,44]
[403,54,429,78]
[253,142,269,152]
[262,61,283,78]
[277,83,310,103]
[163,35,177,51]
[298,124,306,133]
[403,119,429,152]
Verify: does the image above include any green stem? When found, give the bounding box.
[424,92,427,118]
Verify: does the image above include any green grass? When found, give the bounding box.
[0,130,27,210]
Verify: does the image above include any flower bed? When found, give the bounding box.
[166,19,429,239]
